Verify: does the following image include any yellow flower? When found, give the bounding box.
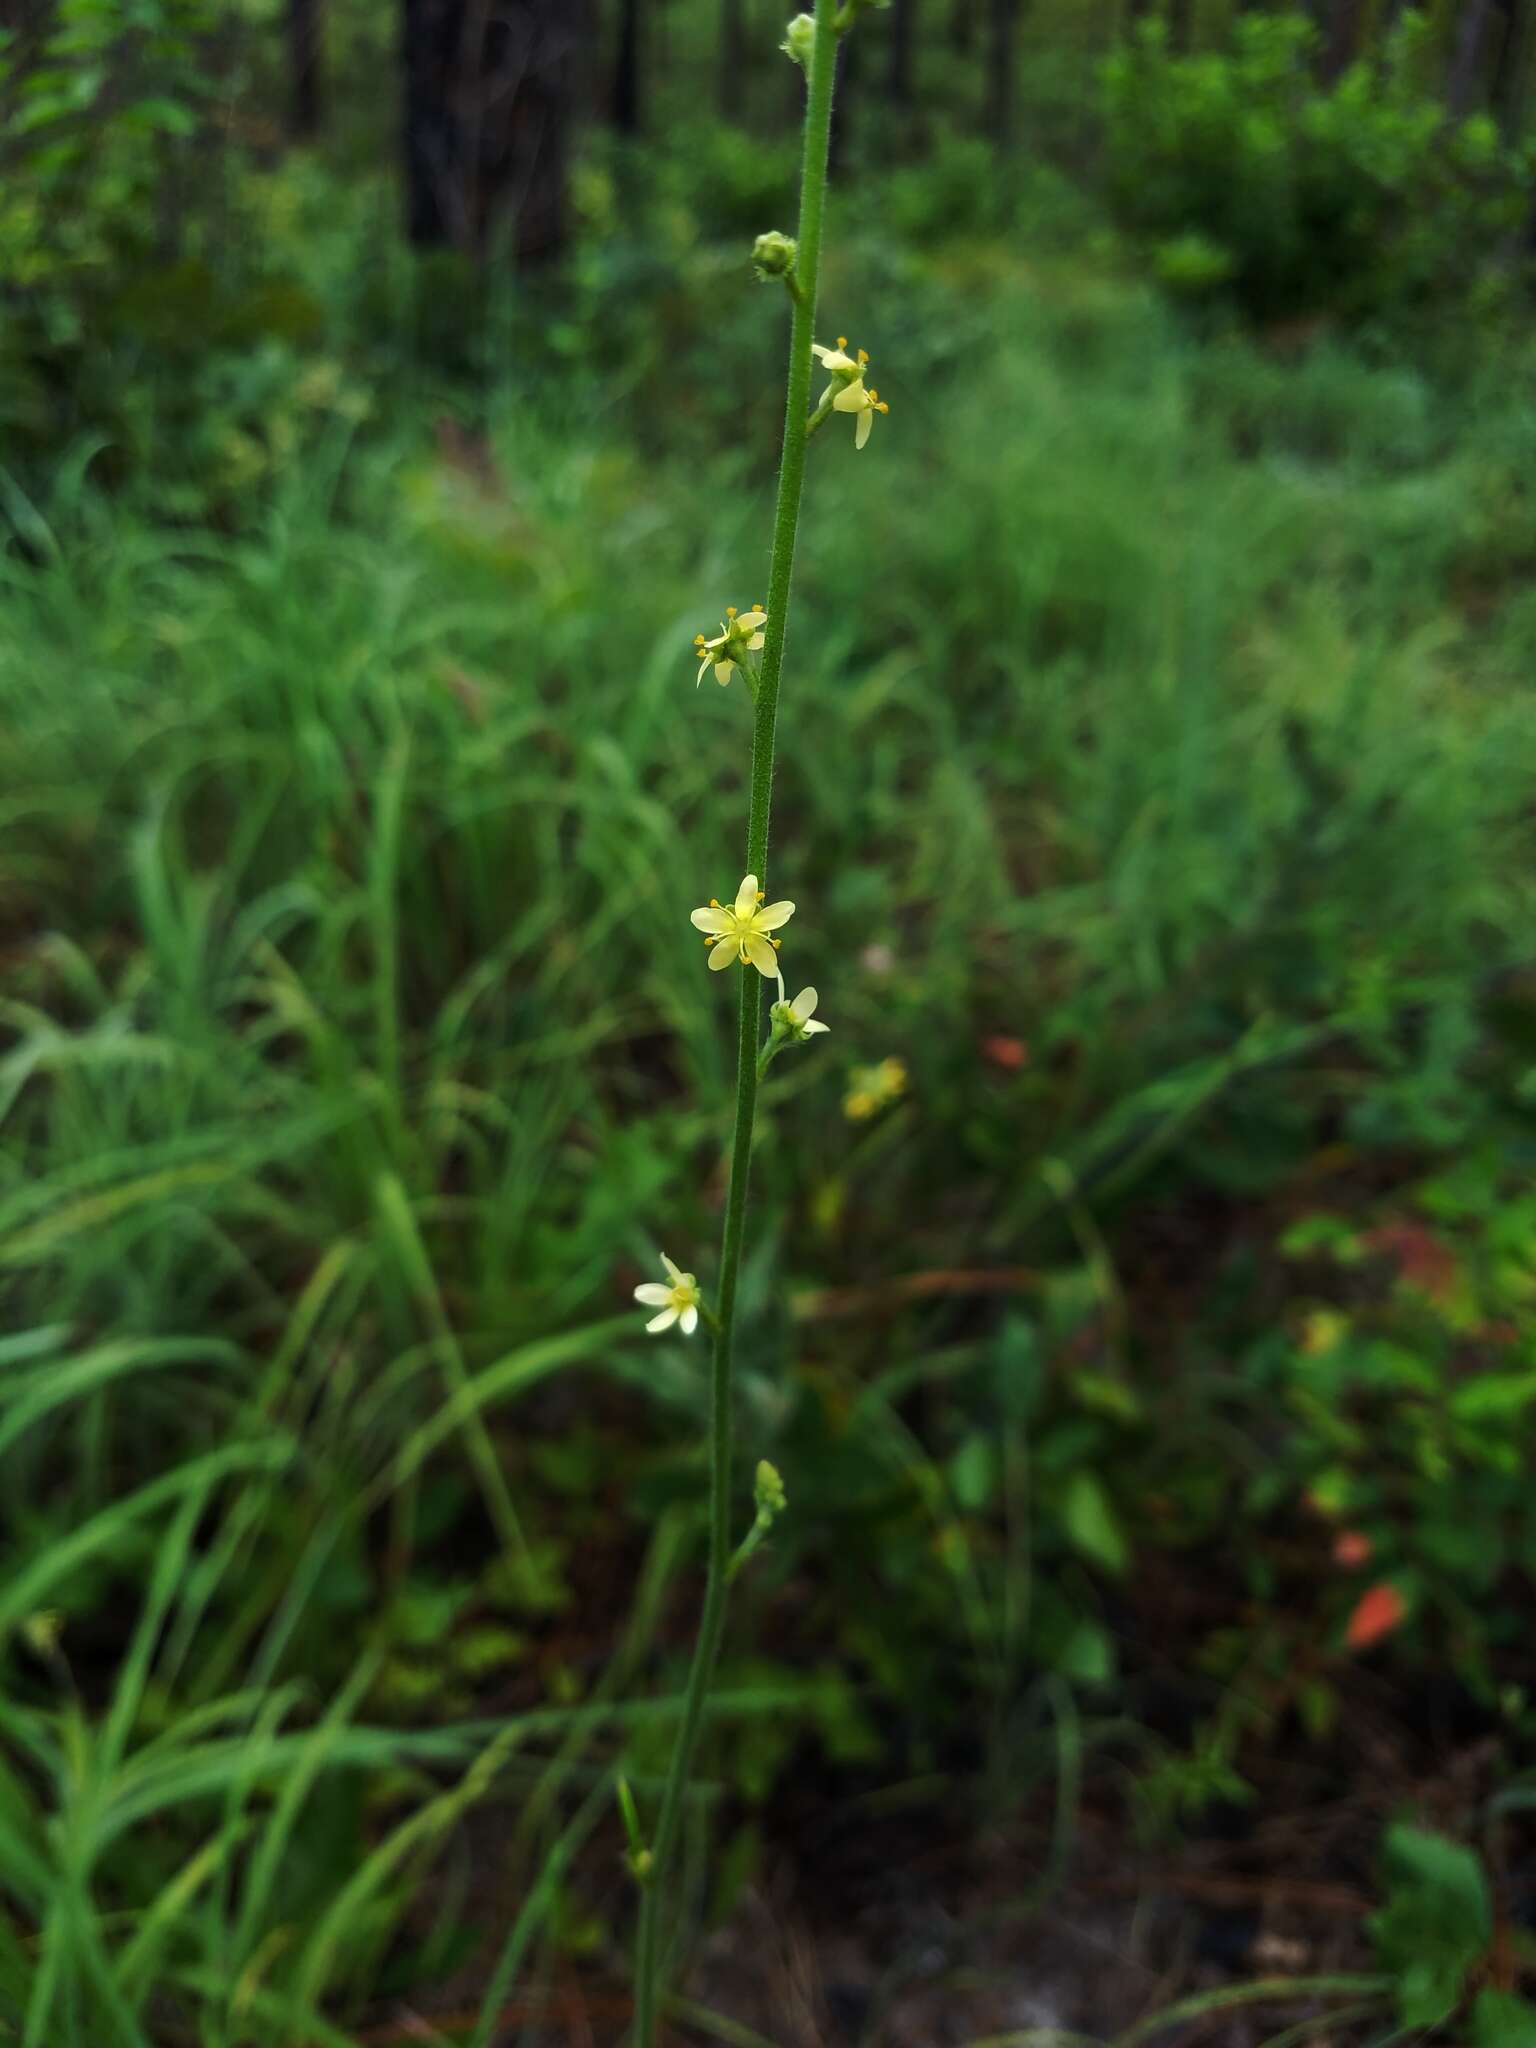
[812,336,890,449]
[772,986,829,1039]
[844,1056,907,1121]
[693,602,768,687]
[633,1253,702,1336]
[811,336,864,403]
[834,376,889,450]
[690,872,795,977]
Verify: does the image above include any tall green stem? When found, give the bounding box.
[630,7,839,2042]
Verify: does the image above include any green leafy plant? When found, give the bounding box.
[1103,11,1534,323]
[1370,1823,1494,2029]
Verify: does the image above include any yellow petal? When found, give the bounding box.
[755,899,795,931]
[696,657,712,686]
[734,874,760,917]
[691,906,730,933]
[832,381,867,414]
[745,933,779,976]
[738,609,767,631]
[635,1283,673,1306]
[855,405,873,449]
[803,1018,830,1035]
[709,936,738,970]
[645,1307,679,1334]
[792,986,818,1020]
[747,631,765,652]
[715,660,735,684]
[679,1305,699,1335]
[661,1254,685,1283]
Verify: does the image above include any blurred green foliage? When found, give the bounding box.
[1105,12,1535,321]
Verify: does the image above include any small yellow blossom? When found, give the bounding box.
[844,1056,907,1121]
[834,376,889,450]
[811,337,890,449]
[693,602,768,688]
[772,986,829,1040]
[633,1253,702,1336]
[811,336,864,402]
[690,873,795,977]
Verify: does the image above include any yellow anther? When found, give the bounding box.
[771,937,781,948]
[756,890,765,901]
[726,605,737,616]
[857,348,868,365]
[876,400,889,414]
[710,897,720,907]
[836,335,847,349]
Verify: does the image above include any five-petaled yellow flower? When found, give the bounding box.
[634,1253,702,1336]
[694,603,767,687]
[690,872,795,976]
[811,336,890,450]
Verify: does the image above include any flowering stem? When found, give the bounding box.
[630,4,839,2040]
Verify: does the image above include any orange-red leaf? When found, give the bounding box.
[1346,1582,1406,1650]
[982,1035,1029,1071]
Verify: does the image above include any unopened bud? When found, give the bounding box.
[781,13,815,68]
[754,1459,787,1520]
[752,229,798,280]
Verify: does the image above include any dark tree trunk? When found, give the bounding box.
[1319,0,1364,81]
[611,0,642,131]
[949,0,975,53]
[1448,0,1496,114]
[719,0,745,99]
[888,0,916,103]
[287,0,324,136]
[1166,0,1193,51]
[0,0,50,68]
[402,0,576,263]
[1490,0,1527,138]
[985,0,1017,146]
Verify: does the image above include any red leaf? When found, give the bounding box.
[1333,1529,1373,1568]
[982,1035,1029,1071]
[1345,1583,1406,1650]
[1362,1222,1459,1305]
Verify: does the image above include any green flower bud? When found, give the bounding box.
[752,230,798,281]
[754,1459,787,1520]
[781,13,815,68]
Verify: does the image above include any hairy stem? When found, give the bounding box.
[630,6,839,2041]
